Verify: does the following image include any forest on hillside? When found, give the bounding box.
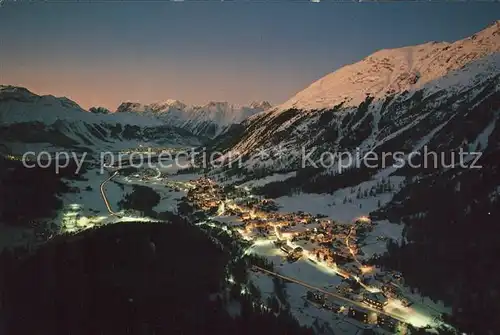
[0,155,86,227]
[0,220,313,335]
[375,150,500,334]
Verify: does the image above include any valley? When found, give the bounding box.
[74,155,447,334]
[0,18,499,335]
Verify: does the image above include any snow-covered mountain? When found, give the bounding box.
[279,20,500,112]
[89,106,111,114]
[208,23,500,334]
[210,20,500,221]
[0,84,270,154]
[218,21,499,171]
[0,86,201,154]
[115,99,272,138]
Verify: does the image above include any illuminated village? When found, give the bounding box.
[19,142,449,335]
[180,176,437,334]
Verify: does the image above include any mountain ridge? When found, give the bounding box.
[206,25,500,333]
[0,85,201,153]
[115,99,272,138]
[218,20,500,164]
[115,99,272,113]
[274,20,499,113]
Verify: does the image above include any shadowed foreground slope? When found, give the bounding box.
[0,220,313,335]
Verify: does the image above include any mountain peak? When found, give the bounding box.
[149,99,187,112]
[249,101,272,110]
[205,101,229,108]
[0,85,32,95]
[0,85,87,113]
[109,98,263,138]
[481,20,500,35]
[279,22,500,112]
[0,85,38,103]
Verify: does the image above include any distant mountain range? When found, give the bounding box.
[220,20,500,168]
[0,85,271,154]
[115,99,272,138]
[0,86,201,154]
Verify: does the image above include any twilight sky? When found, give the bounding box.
[0,2,498,110]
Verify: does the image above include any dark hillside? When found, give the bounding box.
[0,220,313,335]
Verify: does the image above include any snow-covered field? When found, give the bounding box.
[251,268,361,334]
[154,188,185,212]
[57,168,139,233]
[274,177,404,223]
[213,215,244,227]
[233,171,452,333]
[359,220,404,260]
[247,241,355,334]
[238,171,297,189]
[247,241,388,334]
[0,154,451,334]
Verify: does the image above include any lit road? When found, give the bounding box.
[99,171,120,217]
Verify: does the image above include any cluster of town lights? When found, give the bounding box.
[95,166,448,332]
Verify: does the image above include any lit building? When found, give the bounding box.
[355,216,372,225]
[280,244,295,254]
[306,291,325,304]
[241,213,251,220]
[381,283,400,297]
[274,240,285,247]
[348,306,370,324]
[377,314,400,333]
[291,246,303,259]
[363,292,388,310]
[343,263,362,276]
[336,282,353,295]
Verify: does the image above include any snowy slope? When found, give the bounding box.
[0,86,165,127]
[279,20,500,112]
[89,106,111,114]
[116,99,272,138]
[208,25,500,333]
[219,21,500,171]
[205,21,500,248]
